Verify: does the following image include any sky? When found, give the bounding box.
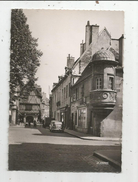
[23,10,124,98]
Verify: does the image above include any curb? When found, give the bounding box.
[64,130,82,139]
[93,151,121,170]
[65,130,121,142]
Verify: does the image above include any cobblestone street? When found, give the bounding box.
[9,126,121,172]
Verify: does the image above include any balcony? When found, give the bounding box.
[90,89,117,108]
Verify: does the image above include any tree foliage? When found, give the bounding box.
[10,9,43,101]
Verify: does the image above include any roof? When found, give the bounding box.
[20,80,42,98]
[99,27,111,39]
[72,27,113,69]
[51,69,72,92]
[92,48,115,62]
[72,62,92,88]
[109,47,119,61]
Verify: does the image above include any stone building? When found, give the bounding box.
[51,21,123,137]
[70,21,123,137]
[51,54,74,128]
[71,49,123,137]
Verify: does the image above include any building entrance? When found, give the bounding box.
[26,116,34,125]
[91,112,100,136]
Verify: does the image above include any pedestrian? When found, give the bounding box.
[29,119,31,126]
[62,121,64,130]
[18,118,20,125]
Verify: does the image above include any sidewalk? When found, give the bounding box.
[65,129,121,169]
[64,129,122,142]
[93,150,121,170]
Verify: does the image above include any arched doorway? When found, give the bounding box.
[26,116,34,125]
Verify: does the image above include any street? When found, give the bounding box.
[9,126,121,172]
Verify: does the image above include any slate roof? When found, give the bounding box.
[20,80,42,98]
[72,62,92,87]
[92,48,115,62]
[109,47,119,61]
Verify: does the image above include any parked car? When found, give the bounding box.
[49,120,64,132]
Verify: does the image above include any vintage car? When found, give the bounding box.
[49,120,64,132]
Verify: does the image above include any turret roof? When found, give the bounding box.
[92,48,115,62]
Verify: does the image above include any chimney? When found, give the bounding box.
[67,54,74,69]
[58,75,63,82]
[58,76,61,82]
[80,40,84,56]
[65,67,68,75]
[85,21,91,49]
[91,24,99,43]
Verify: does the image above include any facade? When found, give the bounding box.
[71,49,123,137]
[51,21,123,137]
[70,21,123,137]
[51,54,74,128]
[41,92,49,119]
[18,81,42,124]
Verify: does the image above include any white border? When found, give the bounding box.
[0,1,138,182]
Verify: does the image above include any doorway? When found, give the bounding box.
[71,113,74,130]
[26,116,33,125]
[91,111,101,136]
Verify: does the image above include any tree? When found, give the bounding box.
[10,9,43,102]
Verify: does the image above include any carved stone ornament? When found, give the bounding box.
[102,92,108,99]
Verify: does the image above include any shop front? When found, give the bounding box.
[77,107,88,133]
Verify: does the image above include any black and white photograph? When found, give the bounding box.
[0,1,138,182]
[9,9,124,173]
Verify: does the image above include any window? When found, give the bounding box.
[55,94,56,102]
[96,77,102,89]
[76,88,78,100]
[20,104,25,110]
[81,84,84,98]
[68,83,70,97]
[66,85,68,98]
[64,87,65,99]
[78,108,87,128]
[72,78,74,85]
[62,89,63,101]
[75,112,77,125]
[25,104,32,111]
[109,77,114,90]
